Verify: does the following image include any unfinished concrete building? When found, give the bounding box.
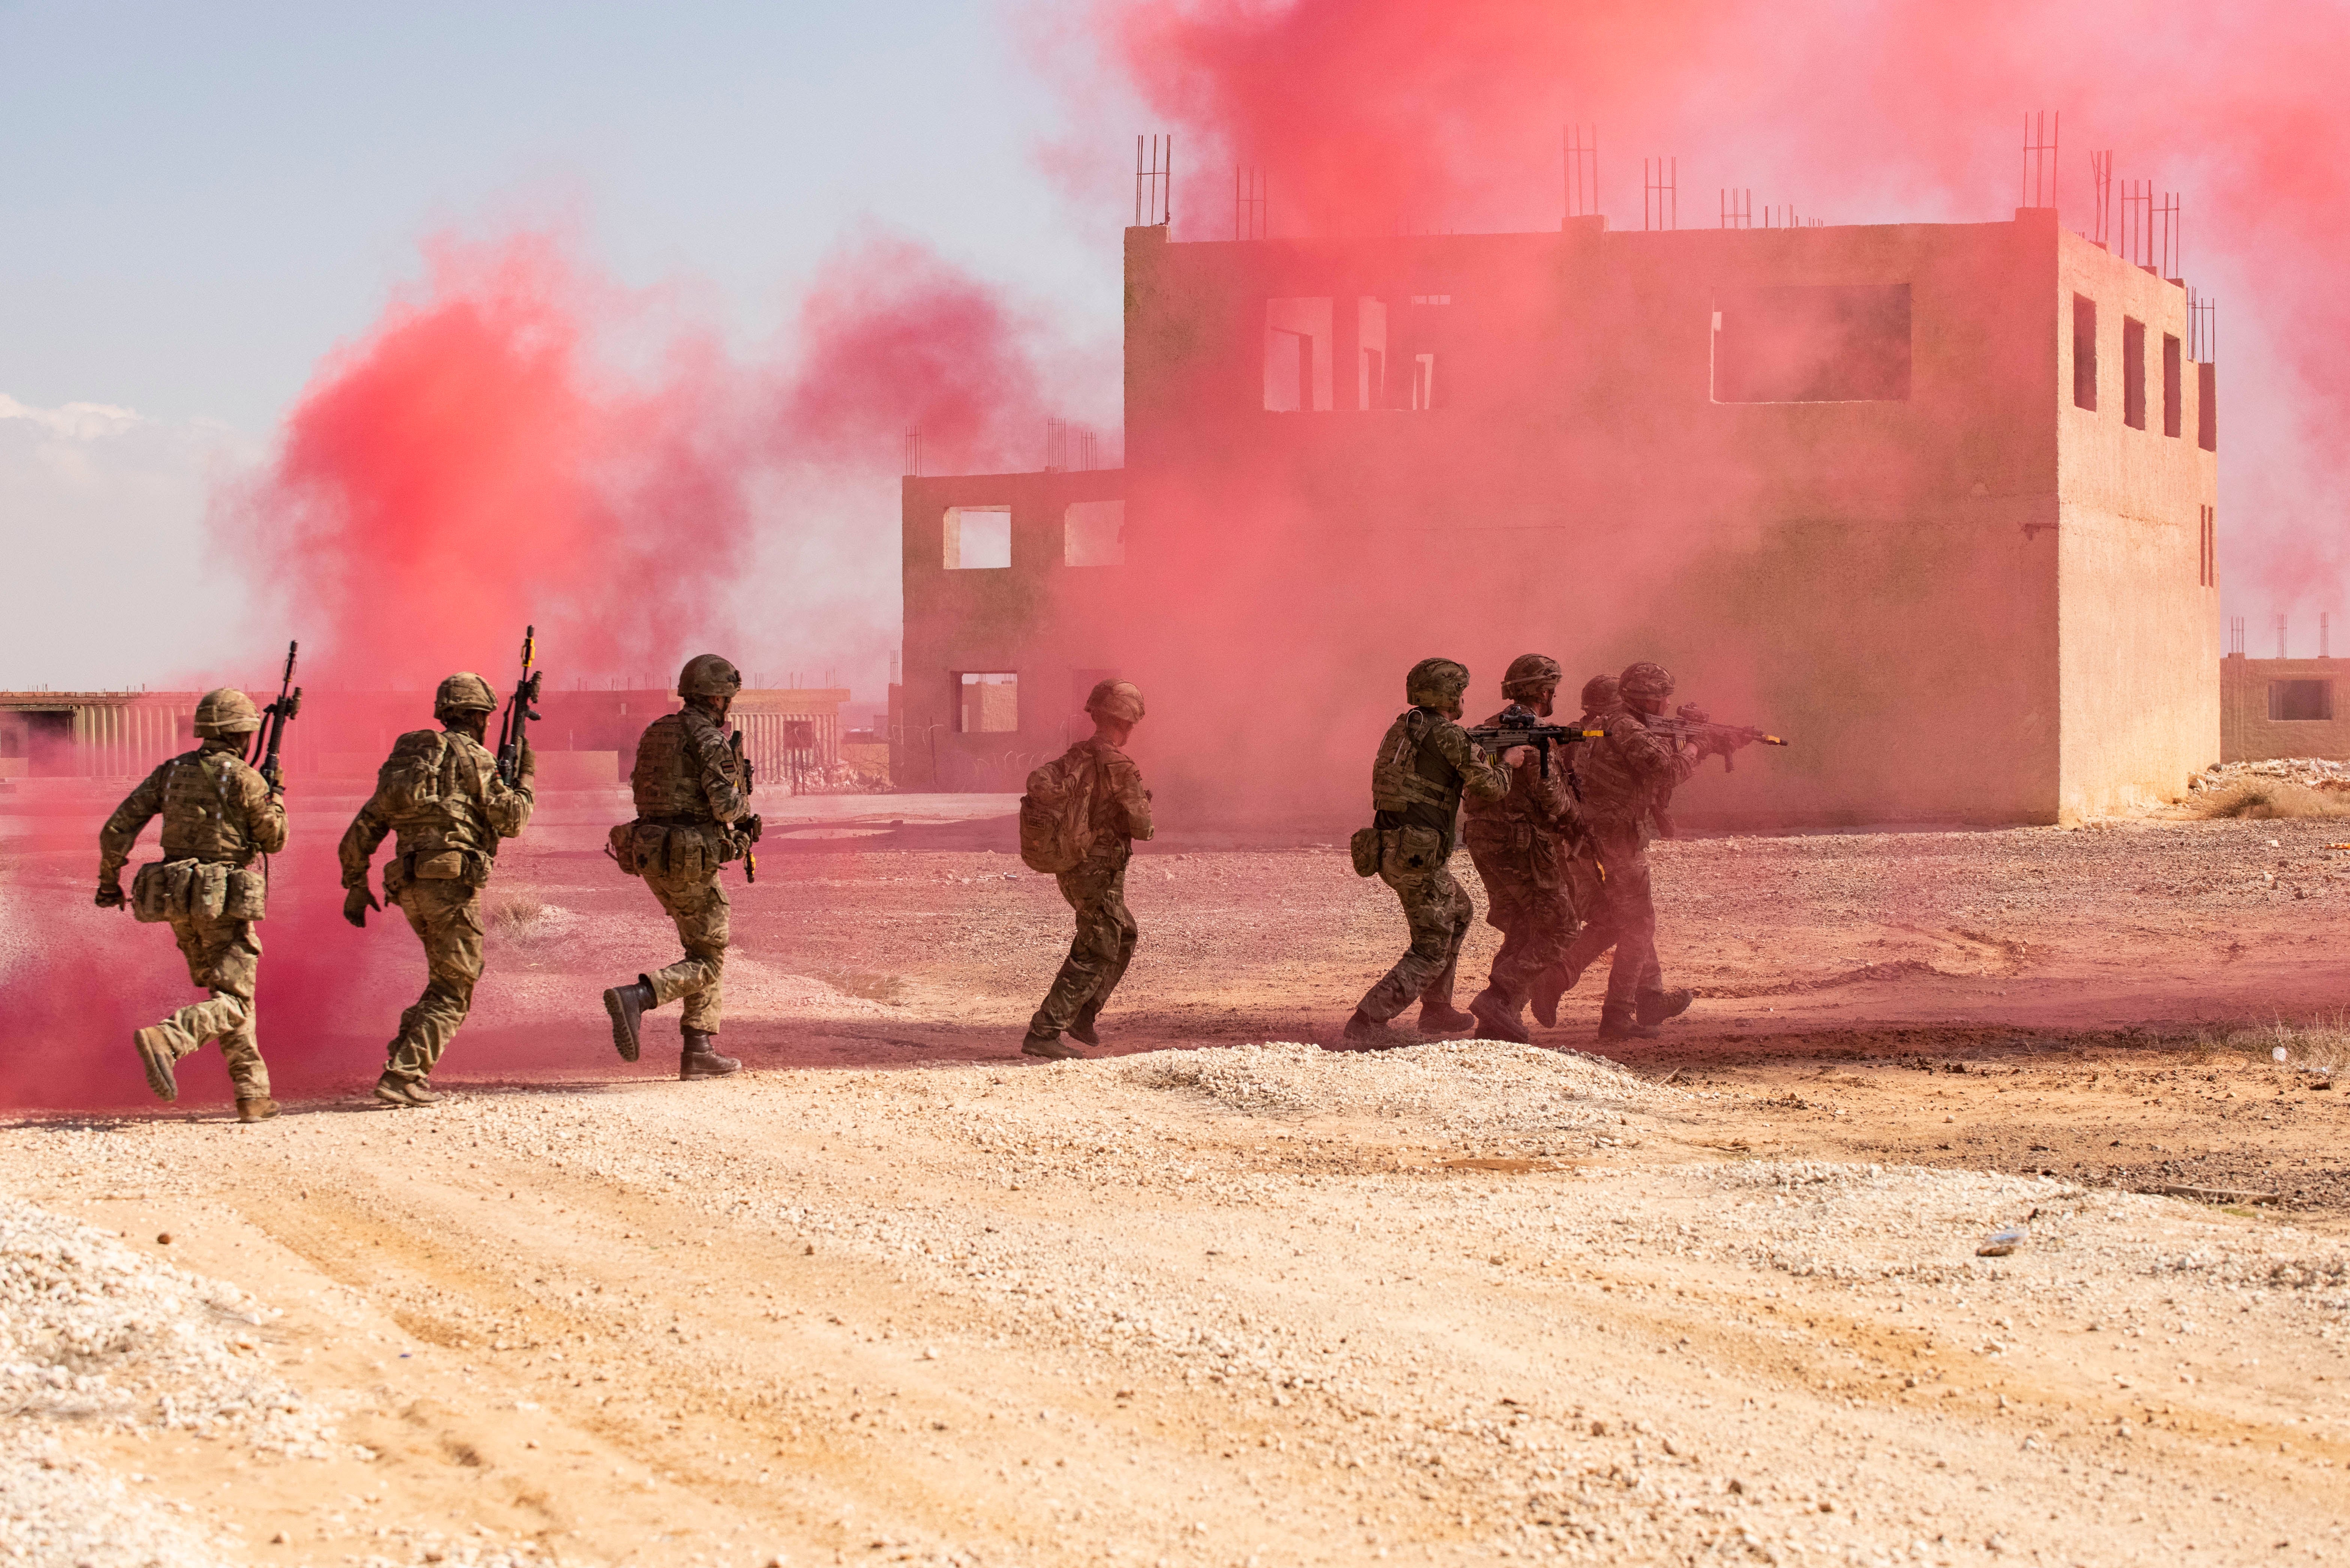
[2221,654,2350,762]
[903,205,2220,823]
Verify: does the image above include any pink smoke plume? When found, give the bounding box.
[1056,0,2350,621]
[216,227,1060,690]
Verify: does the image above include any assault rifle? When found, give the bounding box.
[728,729,761,884]
[1461,703,1603,780]
[248,640,302,793]
[495,624,543,787]
[1647,714,1789,772]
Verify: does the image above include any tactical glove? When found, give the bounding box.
[343,885,382,929]
[740,812,763,846]
[95,881,126,910]
[518,734,537,783]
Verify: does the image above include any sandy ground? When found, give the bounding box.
[1,790,2347,1567]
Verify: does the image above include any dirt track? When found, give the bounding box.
[2,796,2347,1566]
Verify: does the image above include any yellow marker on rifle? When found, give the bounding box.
[730,729,758,884]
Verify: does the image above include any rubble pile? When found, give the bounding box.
[2186,758,2350,792]
[0,1198,342,1458]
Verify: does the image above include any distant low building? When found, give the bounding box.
[2222,655,2349,762]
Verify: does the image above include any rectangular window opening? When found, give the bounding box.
[1711,284,1911,404]
[1062,500,1125,567]
[1357,297,1387,409]
[2269,680,2335,722]
[957,672,1018,734]
[943,506,1011,570]
[1263,297,1333,411]
[2162,334,2182,438]
[2198,361,2217,452]
[2122,317,2147,430]
[2071,295,2098,411]
[1409,352,1439,411]
[2198,505,2217,589]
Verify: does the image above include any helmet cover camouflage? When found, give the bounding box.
[1084,679,1145,725]
[1618,661,1675,703]
[1579,672,1621,712]
[433,672,498,717]
[1405,658,1472,709]
[192,688,261,738]
[1499,654,1563,699]
[677,654,743,699]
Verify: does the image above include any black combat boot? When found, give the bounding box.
[1023,1029,1086,1060]
[603,977,657,1063]
[1468,989,1532,1045]
[1596,1003,1660,1043]
[1635,988,1695,1027]
[680,1029,741,1080]
[1417,999,1476,1036]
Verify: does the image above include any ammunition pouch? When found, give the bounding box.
[131,858,265,924]
[1379,824,1447,879]
[386,847,489,898]
[614,819,728,880]
[1348,827,1382,878]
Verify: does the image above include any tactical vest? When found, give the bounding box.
[1576,705,1664,830]
[1370,708,1466,845]
[630,711,732,823]
[375,730,499,857]
[156,749,262,865]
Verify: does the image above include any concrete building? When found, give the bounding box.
[2221,655,2350,762]
[895,467,1126,791]
[903,205,2221,824]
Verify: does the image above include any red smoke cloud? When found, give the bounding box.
[1060,0,2350,627]
[217,227,1063,691]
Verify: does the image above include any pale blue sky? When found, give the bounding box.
[0,0,1119,428]
[0,1,1135,691]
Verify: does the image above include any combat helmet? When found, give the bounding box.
[1579,672,1621,712]
[433,672,499,718]
[1500,654,1563,701]
[677,654,744,699]
[192,688,261,738]
[1618,661,1675,704]
[1084,679,1145,726]
[1405,657,1472,712]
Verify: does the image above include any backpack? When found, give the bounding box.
[1018,747,1099,873]
[375,730,452,821]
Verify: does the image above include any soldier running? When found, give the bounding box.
[96,689,288,1121]
[1341,658,1522,1048]
[1531,672,1619,1028]
[1567,660,1753,1041]
[1461,654,1583,1044]
[338,673,536,1106]
[601,654,761,1080]
[1022,680,1154,1061]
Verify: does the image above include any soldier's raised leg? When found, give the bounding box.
[134,910,275,1121]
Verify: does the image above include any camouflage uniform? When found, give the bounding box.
[1356,691,1511,1026]
[1028,735,1154,1040]
[99,728,287,1108]
[338,690,534,1098]
[1462,707,1583,1028]
[623,705,753,1035]
[1573,688,1700,1033]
